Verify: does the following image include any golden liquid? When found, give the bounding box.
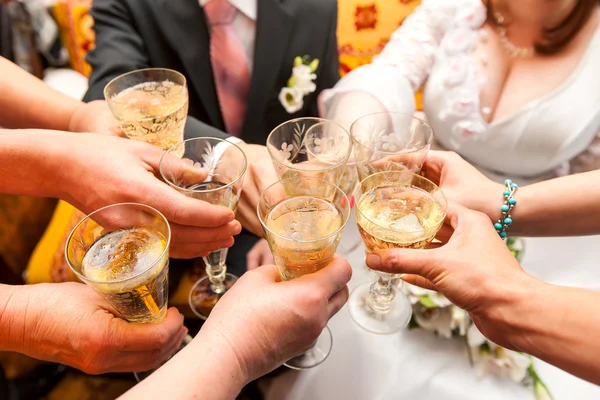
[82,227,169,324]
[110,81,188,150]
[356,186,444,251]
[265,196,344,280]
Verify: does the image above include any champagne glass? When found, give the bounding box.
[65,203,192,379]
[104,68,189,151]
[257,177,350,369]
[348,171,447,334]
[160,137,247,319]
[267,117,352,190]
[351,112,433,182]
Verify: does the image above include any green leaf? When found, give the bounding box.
[418,295,437,308]
[309,58,320,72]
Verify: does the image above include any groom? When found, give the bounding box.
[83,0,340,286]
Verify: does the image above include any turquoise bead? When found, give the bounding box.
[494,222,503,230]
[500,231,507,238]
[511,183,519,189]
[508,197,517,205]
[504,179,512,185]
[503,190,510,197]
[501,204,510,212]
[504,217,512,225]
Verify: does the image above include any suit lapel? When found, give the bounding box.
[241,0,293,140]
[157,0,224,130]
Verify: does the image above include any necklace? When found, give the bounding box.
[494,12,535,58]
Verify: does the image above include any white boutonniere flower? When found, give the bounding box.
[279,56,319,114]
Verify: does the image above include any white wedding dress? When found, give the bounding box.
[320,0,600,185]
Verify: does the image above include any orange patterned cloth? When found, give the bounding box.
[51,0,95,77]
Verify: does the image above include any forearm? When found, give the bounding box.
[121,329,247,400]
[0,129,63,199]
[490,279,600,384]
[484,171,600,236]
[0,58,80,131]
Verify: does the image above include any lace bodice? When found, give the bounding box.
[320,0,600,184]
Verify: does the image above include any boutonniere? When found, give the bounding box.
[279,55,319,114]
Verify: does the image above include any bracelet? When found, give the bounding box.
[494,179,518,239]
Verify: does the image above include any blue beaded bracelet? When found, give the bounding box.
[494,179,518,239]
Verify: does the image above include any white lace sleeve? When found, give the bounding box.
[319,0,486,121]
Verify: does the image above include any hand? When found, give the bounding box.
[17,283,187,374]
[422,151,503,219]
[53,132,240,258]
[238,156,279,237]
[365,203,539,350]
[246,239,274,271]
[199,255,352,383]
[68,100,124,137]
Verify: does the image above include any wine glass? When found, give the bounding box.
[348,170,447,334]
[159,137,247,319]
[65,203,192,379]
[257,177,350,369]
[351,111,433,182]
[266,117,352,189]
[104,68,189,151]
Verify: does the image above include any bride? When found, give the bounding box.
[320,0,600,184]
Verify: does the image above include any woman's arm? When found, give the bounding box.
[0,57,80,131]
[319,0,483,123]
[423,151,600,237]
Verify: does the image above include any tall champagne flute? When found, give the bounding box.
[104,68,189,151]
[351,112,433,182]
[348,171,447,334]
[257,177,350,369]
[160,138,247,319]
[65,203,191,378]
[267,118,352,190]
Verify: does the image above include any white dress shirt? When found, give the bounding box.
[199,0,257,72]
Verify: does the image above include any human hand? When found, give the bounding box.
[246,239,274,271]
[422,151,503,219]
[68,100,124,137]
[199,254,352,383]
[238,156,279,237]
[365,203,540,350]
[15,282,187,374]
[52,132,240,258]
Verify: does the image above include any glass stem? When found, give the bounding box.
[367,275,396,313]
[203,250,228,294]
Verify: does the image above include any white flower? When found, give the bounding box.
[278,87,304,114]
[468,324,532,383]
[413,304,454,339]
[405,284,453,308]
[441,27,478,56]
[291,64,317,95]
[449,306,470,336]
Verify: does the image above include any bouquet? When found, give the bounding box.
[402,237,552,400]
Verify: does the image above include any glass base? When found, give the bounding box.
[348,281,412,334]
[283,326,332,370]
[133,333,193,382]
[189,273,238,320]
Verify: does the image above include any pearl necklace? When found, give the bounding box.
[494,13,535,58]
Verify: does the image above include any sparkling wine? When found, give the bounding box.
[265,196,344,280]
[356,186,445,251]
[109,80,188,150]
[82,227,169,324]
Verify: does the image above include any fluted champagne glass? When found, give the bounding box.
[160,137,247,319]
[267,117,352,192]
[351,112,433,182]
[348,171,447,334]
[105,68,189,151]
[258,177,350,369]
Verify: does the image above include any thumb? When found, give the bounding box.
[366,248,442,282]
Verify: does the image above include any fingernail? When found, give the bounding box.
[366,253,381,269]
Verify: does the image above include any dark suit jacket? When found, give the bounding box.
[84,0,340,144]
